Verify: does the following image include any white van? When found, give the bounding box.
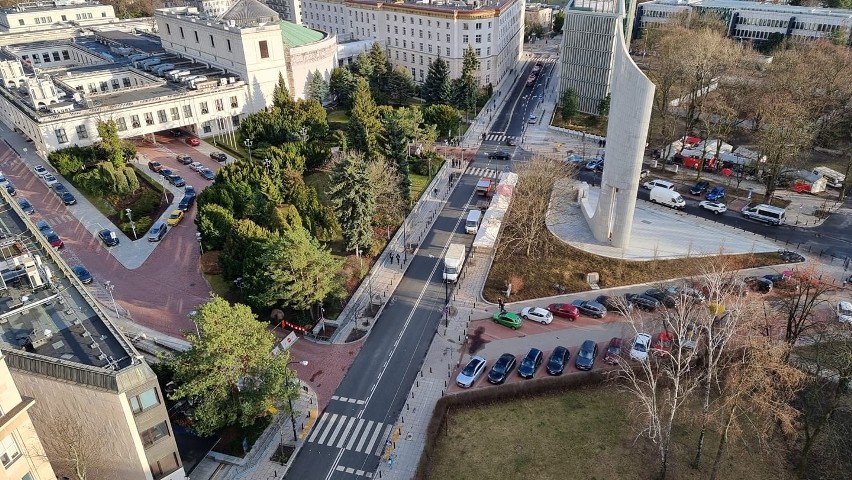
[812,166,845,189]
[649,186,685,209]
[642,179,674,190]
[742,204,785,225]
[465,209,482,234]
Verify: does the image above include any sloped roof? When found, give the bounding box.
[219,0,278,26]
[279,20,325,47]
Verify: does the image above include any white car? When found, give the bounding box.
[33,165,49,178]
[629,333,652,361]
[838,301,852,323]
[698,201,727,214]
[42,174,59,187]
[456,356,487,388]
[189,162,205,172]
[520,306,553,325]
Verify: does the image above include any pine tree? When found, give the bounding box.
[306,69,329,103]
[347,77,383,160]
[462,45,480,77]
[329,152,376,253]
[382,109,412,204]
[422,56,451,105]
[272,72,294,111]
[329,67,356,108]
[562,88,579,120]
[368,42,389,86]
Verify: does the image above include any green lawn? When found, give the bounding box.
[327,109,349,123]
[424,386,793,480]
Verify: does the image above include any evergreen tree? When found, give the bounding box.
[452,75,479,117]
[329,152,376,253]
[381,109,412,204]
[272,72,294,111]
[306,70,329,103]
[562,88,579,120]
[461,45,480,77]
[351,52,374,79]
[424,104,462,140]
[196,203,236,251]
[597,93,611,117]
[422,57,452,105]
[347,77,383,160]
[553,11,565,33]
[329,67,356,108]
[386,66,416,104]
[368,42,389,86]
[96,120,124,168]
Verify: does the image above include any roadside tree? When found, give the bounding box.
[424,104,461,140]
[776,266,836,347]
[329,151,376,254]
[366,156,405,236]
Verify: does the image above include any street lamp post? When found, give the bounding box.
[125,208,137,240]
[284,360,309,446]
[244,138,253,162]
[104,281,119,316]
[263,157,271,175]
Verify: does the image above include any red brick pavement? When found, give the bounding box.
[283,339,364,412]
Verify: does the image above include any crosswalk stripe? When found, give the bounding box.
[374,424,393,456]
[363,422,383,455]
[355,420,374,453]
[307,413,331,443]
[316,413,338,444]
[347,418,366,451]
[325,413,347,446]
[335,416,357,448]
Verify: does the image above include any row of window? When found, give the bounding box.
[16,10,107,26]
[737,17,789,28]
[76,77,139,94]
[21,50,71,65]
[302,3,496,31]
[163,24,234,53]
[390,39,491,58]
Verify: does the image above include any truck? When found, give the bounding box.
[812,166,845,188]
[475,177,493,196]
[443,243,466,283]
[649,186,685,209]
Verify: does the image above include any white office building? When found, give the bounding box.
[636,0,852,44]
[0,0,116,33]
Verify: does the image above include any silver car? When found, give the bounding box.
[456,356,487,388]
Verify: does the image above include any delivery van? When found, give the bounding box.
[465,209,482,234]
[742,204,785,225]
[649,186,686,209]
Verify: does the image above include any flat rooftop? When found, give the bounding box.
[0,0,106,14]
[0,195,133,370]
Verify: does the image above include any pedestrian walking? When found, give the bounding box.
[498,297,505,313]
[396,253,401,265]
[388,251,393,264]
[433,187,439,197]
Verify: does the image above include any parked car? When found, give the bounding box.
[167,209,185,226]
[571,300,607,318]
[644,288,677,308]
[200,168,216,181]
[487,353,516,384]
[629,333,653,361]
[189,162,205,172]
[652,331,673,357]
[98,229,119,247]
[169,129,183,137]
[574,340,598,371]
[176,154,193,165]
[147,220,168,242]
[838,301,852,323]
[689,180,710,195]
[456,356,487,388]
[681,323,698,349]
[492,311,523,329]
[36,221,63,249]
[52,183,67,195]
[186,137,201,146]
[506,137,517,146]
[625,293,661,312]
[763,272,792,285]
[159,168,173,178]
[744,276,773,293]
[0,173,10,188]
[184,186,197,197]
[17,198,34,215]
[42,174,59,187]
[5,184,15,196]
[32,165,49,178]
[518,348,543,379]
[178,194,196,211]
[147,161,163,172]
[60,191,77,205]
[488,151,511,160]
[698,200,727,214]
[584,159,603,171]
[547,303,579,320]
[520,307,553,325]
[595,295,633,315]
[706,186,726,201]
[603,337,623,365]
[71,265,93,284]
[210,151,227,162]
[546,346,569,375]
[168,175,186,187]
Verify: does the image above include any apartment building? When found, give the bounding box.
[0,353,56,480]
[264,0,301,22]
[0,197,183,480]
[636,0,852,44]
[0,0,116,33]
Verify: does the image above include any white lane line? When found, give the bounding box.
[346,418,366,451]
[316,413,339,444]
[355,420,374,453]
[335,417,357,449]
[307,413,331,443]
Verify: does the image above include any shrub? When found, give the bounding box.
[120,215,152,239]
[129,190,162,217]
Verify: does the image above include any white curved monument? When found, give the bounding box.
[587,26,654,247]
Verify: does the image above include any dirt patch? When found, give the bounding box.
[270,444,295,464]
[346,328,368,342]
[200,251,221,275]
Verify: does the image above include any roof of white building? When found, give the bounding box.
[218,0,279,26]
[646,0,852,18]
[279,20,326,47]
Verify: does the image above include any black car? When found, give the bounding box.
[159,168,173,178]
[644,288,677,308]
[185,186,197,197]
[200,168,216,181]
[17,198,34,214]
[690,180,710,195]
[744,276,773,293]
[518,348,543,379]
[5,183,15,196]
[625,293,661,312]
[60,191,77,205]
[210,151,227,162]
[487,353,516,384]
[98,229,119,247]
[52,183,68,195]
[71,265,93,284]
[546,346,569,375]
[169,128,183,137]
[176,154,193,165]
[575,340,598,371]
[571,299,607,318]
[763,273,788,284]
[488,151,511,160]
[595,295,632,315]
[169,175,186,187]
[178,194,196,211]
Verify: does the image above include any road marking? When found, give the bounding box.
[363,423,383,456]
[375,424,393,456]
[325,413,347,447]
[307,412,331,443]
[355,420,374,452]
[335,416,357,448]
[346,418,366,451]
[316,413,338,444]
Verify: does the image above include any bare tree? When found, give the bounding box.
[498,155,575,258]
[37,414,110,480]
[775,266,836,346]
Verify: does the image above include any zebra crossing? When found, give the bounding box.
[484,133,509,143]
[306,413,392,456]
[466,166,504,179]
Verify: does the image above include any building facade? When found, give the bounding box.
[0,353,56,480]
[0,0,116,34]
[264,0,301,23]
[525,3,553,32]
[636,0,852,45]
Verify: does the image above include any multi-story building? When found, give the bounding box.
[0,353,56,480]
[264,0,301,23]
[0,0,116,34]
[635,0,852,45]
[0,196,184,479]
[525,3,553,32]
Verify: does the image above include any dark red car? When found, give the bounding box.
[186,137,200,146]
[603,337,623,365]
[147,161,163,172]
[652,331,673,357]
[547,303,579,320]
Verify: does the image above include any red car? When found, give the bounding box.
[547,303,579,320]
[652,331,673,357]
[603,337,623,365]
[147,161,163,172]
[186,137,200,146]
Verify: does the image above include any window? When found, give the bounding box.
[139,421,170,447]
[446,47,450,56]
[259,40,269,58]
[227,39,232,52]
[200,101,209,114]
[131,115,140,128]
[232,115,240,127]
[170,107,180,121]
[463,35,469,43]
[116,117,127,131]
[183,105,193,118]
[0,435,21,467]
[52,51,61,61]
[475,48,481,56]
[446,34,450,42]
[476,22,482,30]
[144,112,154,126]
[54,128,68,144]
[76,125,88,139]
[463,23,469,30]
[112,79,120,89]
[150,453,179,478]
[32,55,40,64]
[213,99,223,112]
[130,388,160,414]
[202,121,212,133]
[157,109,167,123]
[475,34,481,43]
[179,26,184,39]
[42,53,51,63]
[123,78,131,88]
[487,33,491,42]
[22,473,34,480]
[100,81,108,92]
[230,96,239,108]
[210,34,215,47]
[17,19,23,26]
[194,31,199,43]
[166,24,171,35]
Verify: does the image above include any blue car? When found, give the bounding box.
[71,265,93,284]
[706,186,726,201]
[574,340,599,371]
[17,198,34,214]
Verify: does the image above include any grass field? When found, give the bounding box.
[424,386,792,480]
